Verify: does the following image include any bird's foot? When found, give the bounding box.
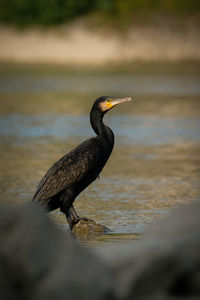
[80,216,89,221]
[66,215,90,230]
[73,216,89,225]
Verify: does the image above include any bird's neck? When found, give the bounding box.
[90,108,114,146]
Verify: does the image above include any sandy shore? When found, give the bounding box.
[0,20,200,65]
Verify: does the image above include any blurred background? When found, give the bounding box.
[0,0,200,243]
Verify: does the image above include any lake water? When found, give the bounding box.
[0,63,200,244]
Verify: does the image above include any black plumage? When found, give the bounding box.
[32,96,131,229]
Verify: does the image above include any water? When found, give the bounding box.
[0,63,200,243]
[0,114,199,145]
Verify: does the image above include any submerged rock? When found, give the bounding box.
[72,218,111,239]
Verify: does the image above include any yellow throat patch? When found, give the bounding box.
[106,102,113,109]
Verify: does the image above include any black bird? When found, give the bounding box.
[32,96,132,229]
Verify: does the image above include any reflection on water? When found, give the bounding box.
[0,63,200,243]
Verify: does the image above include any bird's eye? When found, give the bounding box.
[106,99,111,102]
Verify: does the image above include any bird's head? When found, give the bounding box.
[94,96,132,113]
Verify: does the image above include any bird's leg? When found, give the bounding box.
[60,190,81,230]
[69,205,80,223]
[60,203,74,230]
[69,205,89,224]
[65,210,74,230]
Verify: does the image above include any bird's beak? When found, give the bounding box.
[111,97,132,107]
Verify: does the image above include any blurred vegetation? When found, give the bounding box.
[0,0,200,27]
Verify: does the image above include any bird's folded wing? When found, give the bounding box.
[32,138,101,203]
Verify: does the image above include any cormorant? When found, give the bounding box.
[32,96,132,229]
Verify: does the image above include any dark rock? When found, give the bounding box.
[0,203,114,300]
[96,202,200,300]
[1,201,200,300]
